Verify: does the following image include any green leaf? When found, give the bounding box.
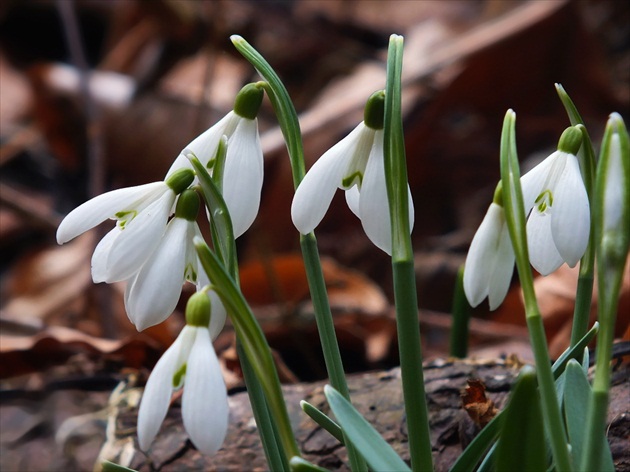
[189,155,237,274]
[289,457,331,472]
[300,400,344,444]
[496,365,547,472]
[100,461,138,472]
[551,321,598,379]
[324,385,411,472]
[564,359,614,471]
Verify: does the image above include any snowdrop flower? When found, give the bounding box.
[521,126,588,275]
[166,83,265,238]
[464,185,515,310]
[123,189,227,331]
[138,290,228,455]
[57,169,195,283]
[291,91,414,255]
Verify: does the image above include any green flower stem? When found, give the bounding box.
[384,34,433,472]
[449,265,472,358]
[499,110,572,472]
[232,34,366,472]
[581,114,630,471]
[555,84,597,347]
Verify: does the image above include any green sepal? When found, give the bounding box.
[557,126,582,155]
[185,290,211,327]
[496,365,547,472]
[165,168,195,194]
[234,82,265,120]
[364,90,385,130]
[174,189,200,221]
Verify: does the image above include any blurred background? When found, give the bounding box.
[1,0,628,470]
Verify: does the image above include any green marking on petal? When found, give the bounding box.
[535,189,554,213]
[185,263,197,283]
[115,210,138,229]
[172,363,187,388]
[342,171,363,189]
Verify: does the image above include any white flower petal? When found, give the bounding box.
[487,224,515,310]
[291,124,366,234]
[551,154,590,267]
[222,118,264,238]
[56,182,166,244]
[182,328,228,455]
[104,190,175,282]
[527,210,564,275]
[463,203,504,307]
[124,218,191,330]
[165,112,239,178]
[520,153,558,213]
[358,131,392,255]
[91,227,121,283]
[137,328,189,451]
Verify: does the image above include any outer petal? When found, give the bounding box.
[165,112,239,178]
[124,218,191,330]
[104,190,175,282]
[551,154,589,267]
[56,182,166,244]
[137,327,192,451]
[527,210,564,275]
[463,203,503,307]
[291,124,366,234]
[222,118,264,238]
[207,289,227,341]
[91,227,121,283]
[358,131,392,255]
[487,224,515,310]
[520,153,558,213]
[182,328,229,455]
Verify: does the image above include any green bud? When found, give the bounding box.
[234,83,264,120]
[557,126,582,155]
[185,291,211,327]
[165,168,195,194]
[364,90,385,130]
[174,189,200,221]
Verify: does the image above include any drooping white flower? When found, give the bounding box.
[137,292,228,455]
[166,83,265,238]
[463,201,515,310]
[122,190,227,332]
[521,127,589,275]
[56,169,195,283]
[291,92,414,255]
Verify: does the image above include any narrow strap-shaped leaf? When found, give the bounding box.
[496,366,547,472]
[100,461,137,472]
[324,385,411,472]
[289,457,331,472]
[300,400,344,444]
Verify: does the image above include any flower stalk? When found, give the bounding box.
[232,34,367,472]
[499,110,572,471]
[384,34,433,472]
[581,113,629,471]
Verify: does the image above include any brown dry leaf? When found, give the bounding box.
[239,253,388,316]
[0,325,162,379]
[461,378,498,427]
